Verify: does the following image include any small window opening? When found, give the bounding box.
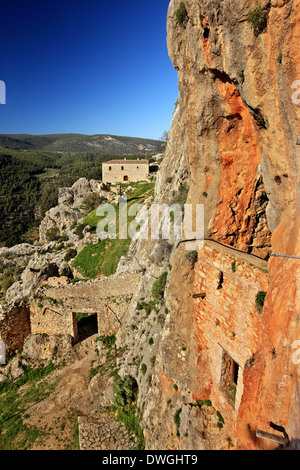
[124,175,128,181]
[203,27,210,39]
[109,166,112,171]
[217,271,224,290]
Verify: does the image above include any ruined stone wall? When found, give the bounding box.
[193,245,268,439]
[29,274,142,341]
[0,305,31,354]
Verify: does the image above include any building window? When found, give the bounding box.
[219,350,239,407]
[124,175,128,181]
[121,166,124,170]
[137,166,139,169]
[109,166,112,171]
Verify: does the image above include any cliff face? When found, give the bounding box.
[167,0,299,249]
[2,0,298,451]
[123,0,300,449]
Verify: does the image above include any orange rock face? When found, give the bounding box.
[213,81,269,255]
[163,0,300,450]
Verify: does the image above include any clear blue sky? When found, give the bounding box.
[0,0,178,140]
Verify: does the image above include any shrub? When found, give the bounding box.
[151,272,168,301]
[0,266,21,294]
[73,223,86,239]
[185,251,198,263]
[150,356,156,367]
[97,335,116,349]
[256,291,267,312]
[174,182,188,206]
[227,436,234,447]
[217,411,225,429]
[113,375,137,408]
[245,356,255,368]
[83,193,102,215]
[45,227,60,242]
[60,264,73,279]
[247,5,268,35]
[174,408,182,435]
[141,364,147,376]
[196,399,212,407]
[238,69,245,83]
[113,380,145,450]
[101,182,111,191]
[64,248,77,262]
[137,300,156,316]
[176,2,188,26]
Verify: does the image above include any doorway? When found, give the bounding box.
[73,312,98,343]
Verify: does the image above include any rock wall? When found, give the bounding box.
[39,178,109,243]
[161,0,300,449]
[115,0,300,450]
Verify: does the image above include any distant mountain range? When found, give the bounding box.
[0,133,165,155]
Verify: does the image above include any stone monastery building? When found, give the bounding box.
[102,158,149,184]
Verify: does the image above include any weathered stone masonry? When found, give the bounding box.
[0,305,31,355]
[29,273,142,342]
[193,243,268,439]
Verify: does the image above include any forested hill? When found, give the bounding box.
[0,150,151,247]
[0,133,165,154]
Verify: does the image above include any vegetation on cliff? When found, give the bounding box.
[176,2,188,26]
[72,182,154,278]
[246,4,269,36]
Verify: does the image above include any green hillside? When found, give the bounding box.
[0,133,164,155]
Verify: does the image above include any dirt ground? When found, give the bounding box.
[21,335,103,450]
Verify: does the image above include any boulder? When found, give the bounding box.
[22,334,75,366]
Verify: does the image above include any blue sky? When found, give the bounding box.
[0,0,178,140]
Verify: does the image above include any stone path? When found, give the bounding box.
[78,414,138,450]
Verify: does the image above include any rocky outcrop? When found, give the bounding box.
[21,333,75,366]
[0,334,75,383]
[39,178,112,244]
